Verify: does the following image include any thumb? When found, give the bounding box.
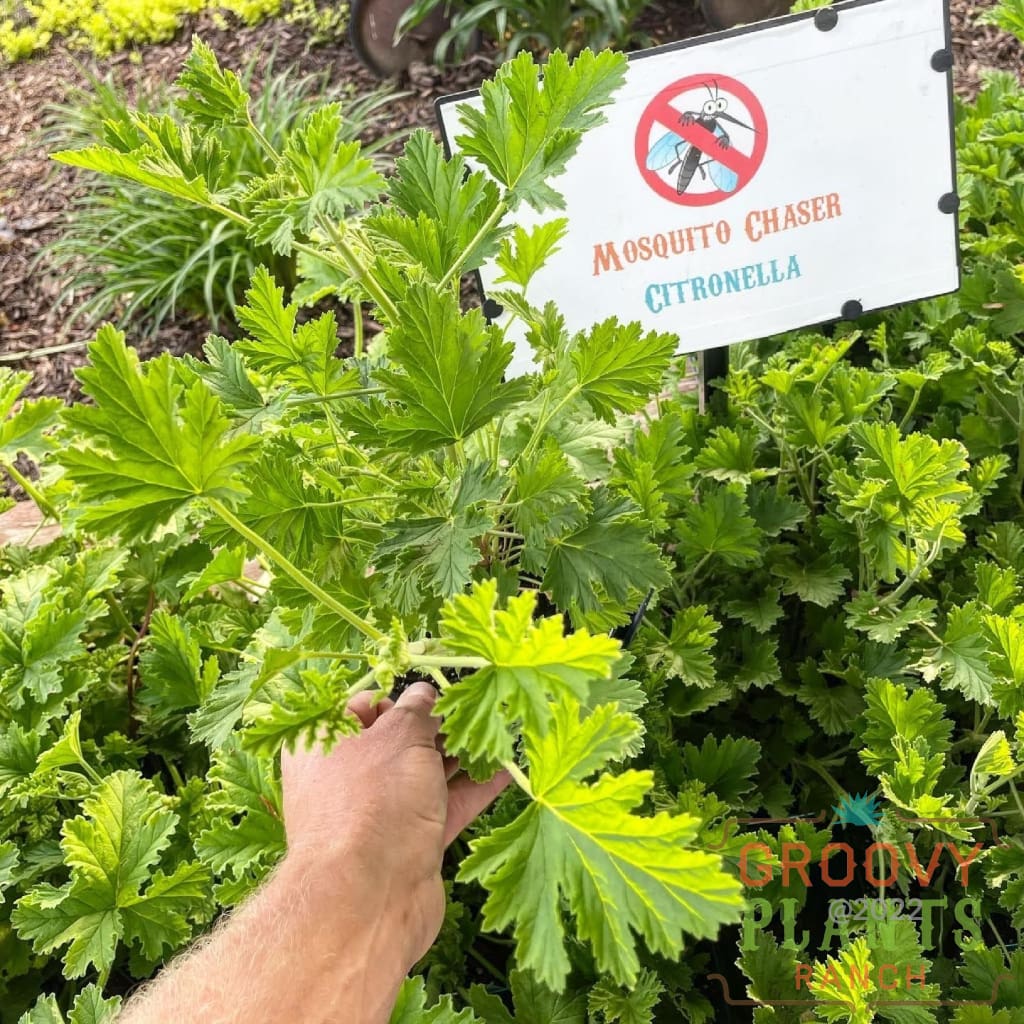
[388,681,442,749]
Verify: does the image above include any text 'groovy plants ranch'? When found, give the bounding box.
[591,190,842,313]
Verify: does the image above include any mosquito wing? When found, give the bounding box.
[646,131,687,171]
[708,124,739,192]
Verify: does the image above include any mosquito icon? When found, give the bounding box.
[645,81,756,195]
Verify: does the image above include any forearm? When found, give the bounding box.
[119,855,409,1024]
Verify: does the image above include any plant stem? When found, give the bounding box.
[205,198,399,326]
[3,461,58,520]
[436,201,507,292]
[520,385,581,463]
[878,542,942,607]
[465,943,507,985]
[125,589,156,739]
[301,650,370,661]
[412,655,489,670]
[285,387,385,405]
[317,217,400,324]
[207,498,385,643]
[348,668,380,697]
[897,387,922,432]
[164,759,185,792]
[502,760,533,797]
[247,116,279,163]
[353,299,365,359]
[424,666,449,689]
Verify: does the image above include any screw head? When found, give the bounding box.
[930,48,954,72]
[938,192,960,214]
[814,7,839,31]
[841,299,863,321]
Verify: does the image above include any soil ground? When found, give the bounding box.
[0,0,1021,402]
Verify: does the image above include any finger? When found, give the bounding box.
[387,681,442,749]
[345,692,393,729]
[345,692,377,729]
[444,770,512,847]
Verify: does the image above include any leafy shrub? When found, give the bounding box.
[41,51,401,338]
[284,0,350,42]
[0,0,279,61]
[978,0,1024,40]
[5,25,1024,1024]
[396,0,649,62]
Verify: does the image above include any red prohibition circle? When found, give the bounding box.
[634,73,768,207]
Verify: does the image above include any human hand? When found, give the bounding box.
[280,682,511,972]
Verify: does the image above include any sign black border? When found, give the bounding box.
[433,0,960,383]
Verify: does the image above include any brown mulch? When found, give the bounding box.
[0,0,1020,404]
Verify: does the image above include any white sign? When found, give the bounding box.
[437,0,959,377]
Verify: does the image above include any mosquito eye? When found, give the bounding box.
[703,100,715,114]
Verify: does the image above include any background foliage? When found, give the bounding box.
[1,10,1024,1024]
[40,59,400,337]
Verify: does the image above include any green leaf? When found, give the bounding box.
[53,111,222,207]
[250,105,383,253]
[0,839,19,901]
[852,423,972,513]
[986,612,1024,716]
[724,587,783,633]
[570,319,676,422]
[693,426,759,484]
[773,553,850,607]
[205,449,343,564]
[373,284,529,451]
[975,730,1016,779]
[456,48,628,211]
[0,369,61,466]
[68,987,122,1024]
[495,219,569,290]
[182,545,248,603]
[194,742,285,882]
[651,606,720,688]
[507,969,587,1023]
[917,603,997,705]
[175,37,249,127]
[543,490,670,614]
[377,464,499,598]
[458,697,744,989]
[589,969,664,1023]
[235,267,353,396]
[59,326,258,538]
[139,611,213,717]
[390,976,481,1023]
[860,678,952,776]
[810,938,875,1024]
[511,440,590,543]
[35,710,91,776]
[676,484,761,569]
[12,770,209,978]
[680,735,761,804]
[186,336,267,422]
[18,996,64,1024]
[845,593,936,643]
[0,722,40,796]
[380,129,504,278]
[747,484,807,537]
[436,579,623,772]
[242,667,361,758]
